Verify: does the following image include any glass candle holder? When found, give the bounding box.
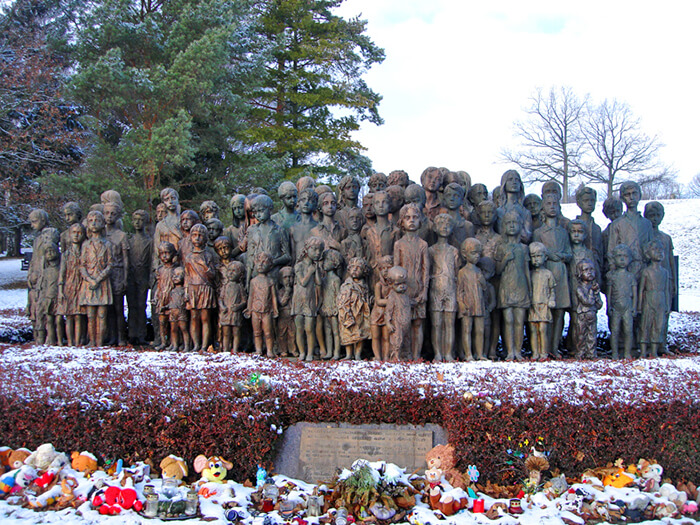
[185,490,199,516]
[144,493,159,518]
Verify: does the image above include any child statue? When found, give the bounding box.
[320,249,344,360]
[394,203,430,360]
[606,244,637,359]
[224,194,247,258]
[127,210,152,345]
[216,237,246,353]
[338,257,371,360]
[290,188,319,263]
[370,255,393,361]
[477,256,498,360]
[540,181,570,231]
[292,236,325,361]
[575,186,604,280]
[440,182,474,249]
[457,238,489,361]
[60,202,83,253]
[276,267,297,357]
[58,222,86,346]
[638,240,671,359]
[199,200,220,222]
[388,169,410,189]
[206,218,224,249]
[644,201,676,311]
[368,172,388,193]
[568,219,599,307]
[154,242,178,351]
[572,258,603,359]
[168,267,191,352]
[533,194,572,358]
[103,202,129,346]
[79,210,113,347]
[336,175,364,235]
[340,207,365,264]
[496,169,532,243]
[528,242,556,361]
[311,192,343,252]
[361,192,376,229]
[184,223,217,352]
[420,166,444,221]
[153,187,182,268]
[272,181,300,232]
[386,185,405,228]
[467,183,488,226]
[245,195,291,289]
[37,242,61,345]
[494,210,530,361]
[523,194,543,233]
[601,197,623,279]
[429,214,460,362]
[403,184,433,244]
[27,209,60,342]
[385,266,412,361]
[245,252,279,358]
[178,209,201,264]
[364,191,400,290]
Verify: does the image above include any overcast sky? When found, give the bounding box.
[335,0,700,192]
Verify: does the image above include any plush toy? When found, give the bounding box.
[71,451,98,475]
[0,447,12,472]
[660,483,688,508]
[603,468,634,488]
[24,443,63,472]
[7,449,31,470]
[92,479,143,515]
[428,486,469,516]
[194,455,233,483]
[160,455,188,481]
[0,465,37,495]
[425,444,465,489]
[637,459,663,492]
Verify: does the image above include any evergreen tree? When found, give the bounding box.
[247,0,384,180]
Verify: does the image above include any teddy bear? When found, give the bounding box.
[160,455,188,481]
[425,444,465,489]
[637,459,663,492]
[71,451,99,475]
[24,443,67,472]
[91,479,143,515]
[194,455,233,484]
[6,449,31,471]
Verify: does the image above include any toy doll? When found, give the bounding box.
[496,169,532,243]
[290,188,319,263]
[370,256,393,361]
[292,236,325,361]
[394,203,430,361]
[457,238,488,361]
[467,183,488,226]
[246,195,291,289]
[420,166,443,221]
[199,200,220,222]
[386,185,405,228]
[403,184,433,244]
[572,259,603,359]
[320,249,343,359]
[272,181,300,232]
[37,242,61,345]
[27,209,60,343]
[638,240,671,359]
[310,192,343,252]
[338,257,371,360]
[533,194,572,359]
[276,267,296,357]
[184,223,217,352]
[368,172,388,194]
[103,202,129,346]
[178,209,201,264]
[606,244,637,359]
[154,242,178,350]
[244,252,279,358]
[60,202,82,253]
[58,222,86,346]
[340,207,365,264]
[168,267,191,352]
[218,255,246,353]
[439,183,474,249]
[79,210,113,347]
[527,242,556,361]
[429,214,460,362]
[523,194,543,232]
[364,191,400,290]
[494,210,530,361]
[127,210,152,345]
[336,175,363,235]
[224,194,247,259]
[385,266,412,361]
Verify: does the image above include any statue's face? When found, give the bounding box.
[181,214,196,232]
[103,206,119,226]
[298,193,316,214]
[373,194,390,217]
[402,207,420,232]
[87,213,104,233]
[579,262,595,282]
[156,205,167,222]
[542,197,559,218]
[208,224,222,242]
[530,250,546,268]
[343,180,360,201]
[614,251,630,270]
[164,192,179,211]
[477,206,494,226]
[443,188,462,210]
[369,178,386,193]
[190,228,206,247]
[281,190,297,210]
[620,185,640,208]
[644,207,663,228]
[30,215,46,232]
[469,185,488,205]
[347,212,362,232]
[504,173,521,193]
[423,171,442,192]
[503,216,520,236]
[321,196,337,217]
[524,197,541,216]
[215,242,232,259]
[569,225,585,244]
[434,217,453,238]
[578,194,596,214]
[64,208,79,225]
[308,243,324,261]
[70,225,85,244]
[231,199,246,220]
[254,204,271,223]
[132,214,144,231]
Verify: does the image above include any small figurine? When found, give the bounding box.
[79,210,113,347]
[184,223,217,352]
[384,266,412,361]
[572,258,603,359]
[167,267,191,352]
[320,249,343,360]
[606,244,637,359]
[289,188,319,263]
[457,238,489,361]
[638,240,671,359]
[368,172,388,194]
[154,242,178,350]
[37,242,61,345]
[370,255,393,361]
[292,236,325,361]
[199,200,220,222]
[58,222,86,346]
[272,181,300,232]
[394,203,430,360]
[60,202,83,253]
[337,257,371,360]
[428,214,460,362]
[217,239,246,353]
[127,210,152,345]
[244,252,279,358]
[276,267,297,357]
[494,210,530,361]
[310,192,343,252]
[527,242,556,362]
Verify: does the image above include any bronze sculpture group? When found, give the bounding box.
[26,169,675,361]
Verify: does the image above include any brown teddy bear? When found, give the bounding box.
[160,455,188,481]
[425,444,465,489]
[7,448,31,470]
[71,451,98,475]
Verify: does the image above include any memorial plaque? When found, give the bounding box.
[274,423,444,483]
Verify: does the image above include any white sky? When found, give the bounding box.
[335,0,700,191]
